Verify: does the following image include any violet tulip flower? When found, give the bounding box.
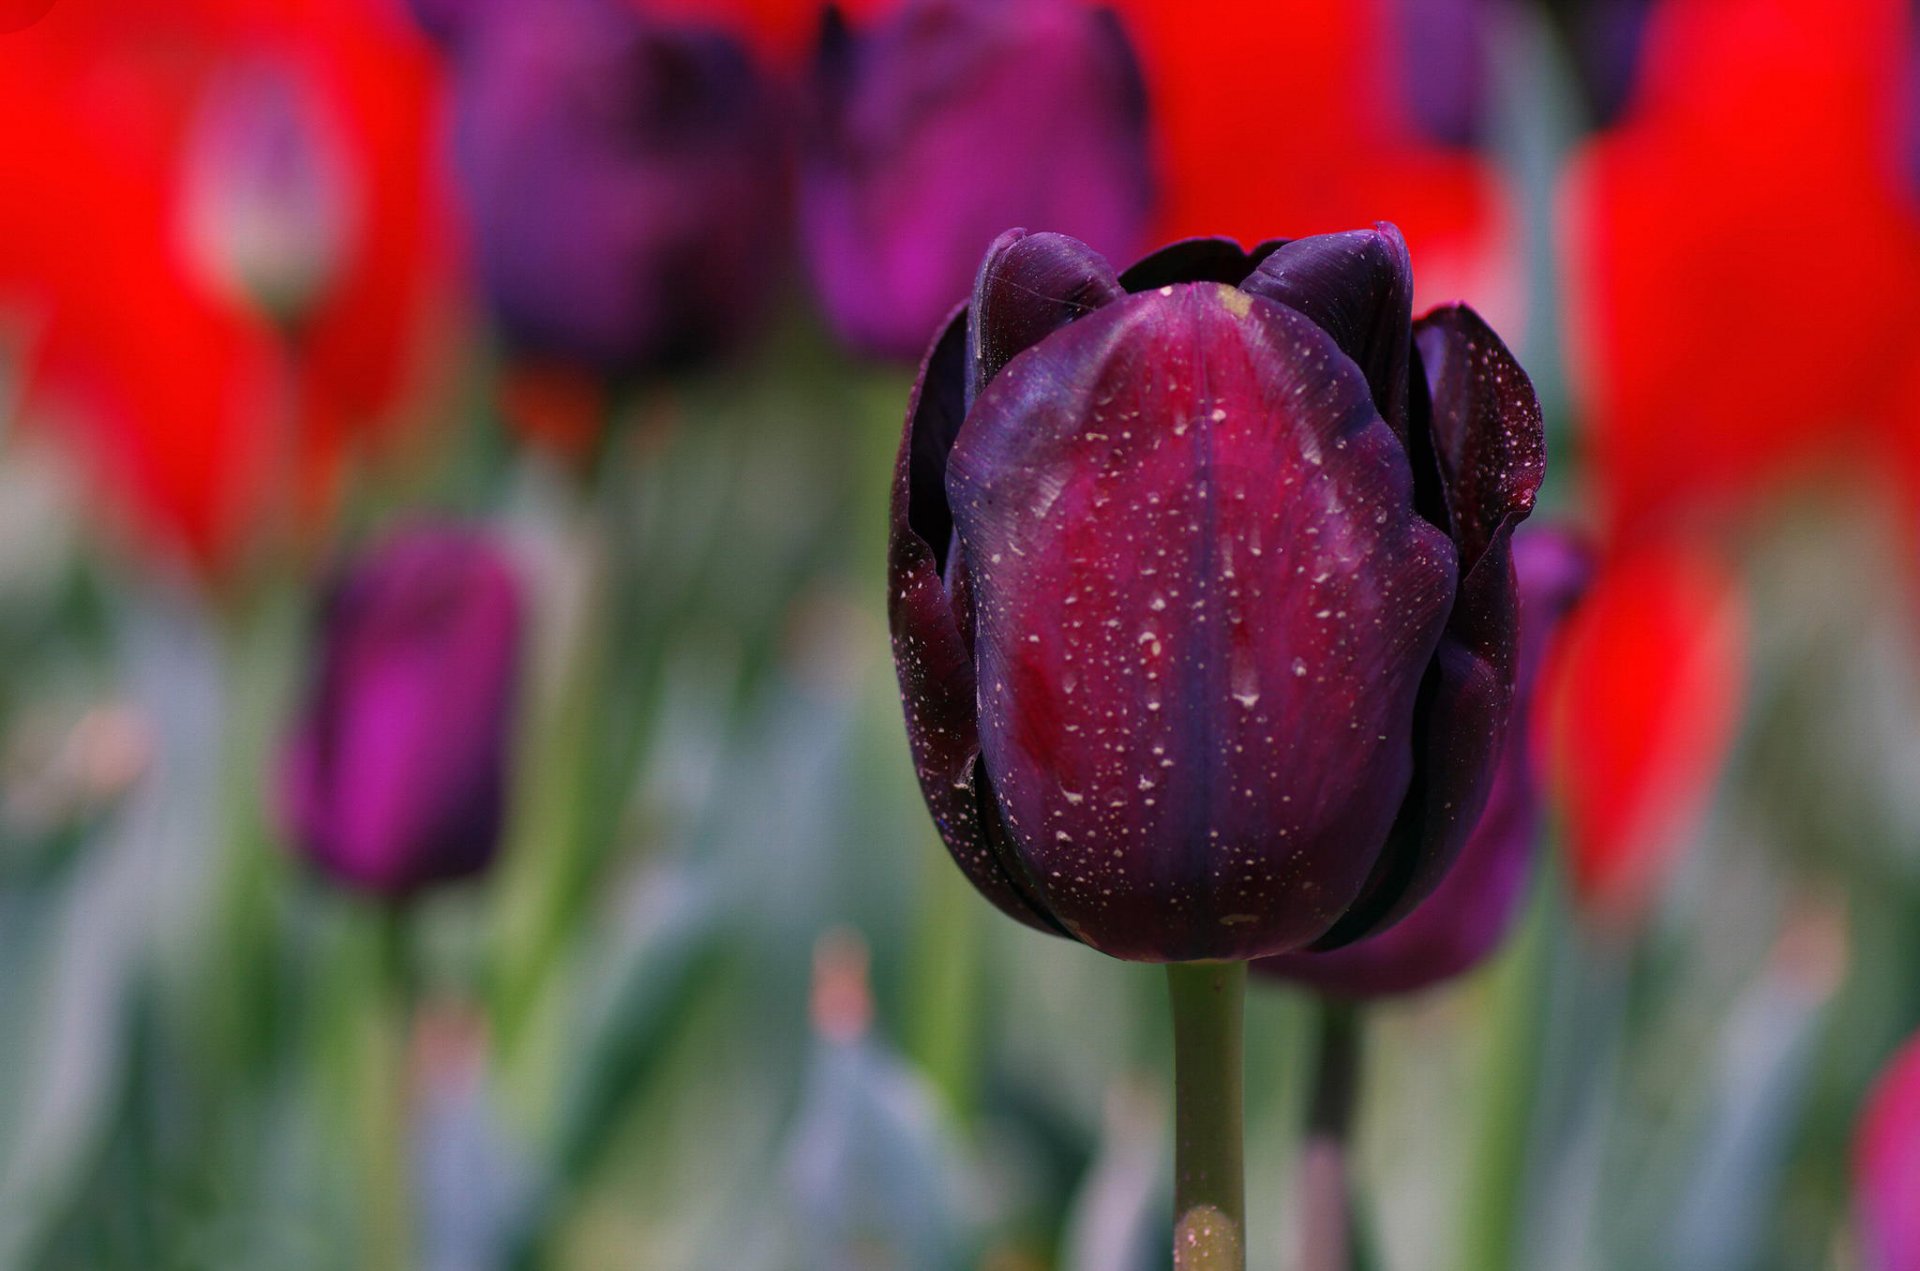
[434,0,785,374]
[1858,1030,1920,1271]
[281,526,524,896]
[890,224,1545,962]
[1253,529,1589,995]
[802,0,1152,360]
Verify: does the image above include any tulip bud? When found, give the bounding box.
[281,525,523,896]
[1252,529,1591,996]
[446,0,786,376]
[890,224,1544,961]
[180,61,359,329]
[1857,1030,1920,1271]
[802,0,1153,360]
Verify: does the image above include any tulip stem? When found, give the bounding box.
[365,907,415,1271]
[1167,961,1247,1271]
[1301,999,1364,1271]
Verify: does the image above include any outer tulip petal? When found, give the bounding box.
[967,228,1125,407]
[1416,304,1546,570]
[1116,236,1285,291]
[947,284,1456,961]
[1240,224,1414,443]
[1313,302,1544,946]
[1257,528,1591,995]
[889,311,1064,934]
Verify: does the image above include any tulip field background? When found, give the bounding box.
[2,0,1920,1268]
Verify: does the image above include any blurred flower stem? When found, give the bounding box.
[905,846,983,1121]
[1300,999,1362,1271]
[1167,961,1246,1270]
[363,906,416,1271]
[1455,868,1555,1271]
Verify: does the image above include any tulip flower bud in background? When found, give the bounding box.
[890,223,1544,962]
[1857,1030,1920,1271]
[802,0,1152,360]
[1850,1036,1920,1271]
[281,525,524,896]
[1254,528,1592,997]
[432,0,787,377]
[181,60,361,331]
[1545,541,1746,928]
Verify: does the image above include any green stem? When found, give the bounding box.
[905,853,982,1122]
[1167,961,1247,1271]
[1301,1000,1363,1271]
[365,907,415,1271]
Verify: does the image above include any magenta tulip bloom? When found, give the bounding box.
[890,224,1545,961]
[802,0,1152,360]
[433,0,786,374]
[1253,529,1589,995]
[282,526,523,896]
[1859,1031,1920,1271]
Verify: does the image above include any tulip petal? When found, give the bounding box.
[1239,224,1414,443]
[890,312,1065,935]
[1115,236,1285,291]
[1415,303,1545,570]
[947,283,1456,960]
[967,229,1125,407]
[1258,528,1591,994]
[1312,304,1545,946]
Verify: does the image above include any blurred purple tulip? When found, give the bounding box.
[1391,0,1493,148]
[282,525,523,896]
[1859,1030,1920,1271]
[802,0,1152,360]
[1252,529,1590,996]
[436,0,786,375]
[889,224,1544,962]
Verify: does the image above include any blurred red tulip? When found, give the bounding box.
[1564,0,1920,543]
[1107,0,1515,322]
[1543,541,1746,928]
[0,0,450,574]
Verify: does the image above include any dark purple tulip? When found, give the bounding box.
[802,0,1152,361]
[890,224,1545,962]
[1391,0,1493,148]
[281,526,524,896]
[1252,529,1589,996]
[436,0,786,375]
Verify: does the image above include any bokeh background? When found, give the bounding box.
[0,0,1917,1267]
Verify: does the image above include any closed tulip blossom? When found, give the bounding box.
[282,526,524,896]
[890,223,1545,963]
[435,0,786,375]
[803,0,1152,360]
[1859,1031,1920,1271]
[1254,529,1590,997]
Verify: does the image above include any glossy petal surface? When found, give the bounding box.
[1258,529,1590,996]
[947,284,1455,960]
[967,228,1124,407]
[1241,225,1413,442]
